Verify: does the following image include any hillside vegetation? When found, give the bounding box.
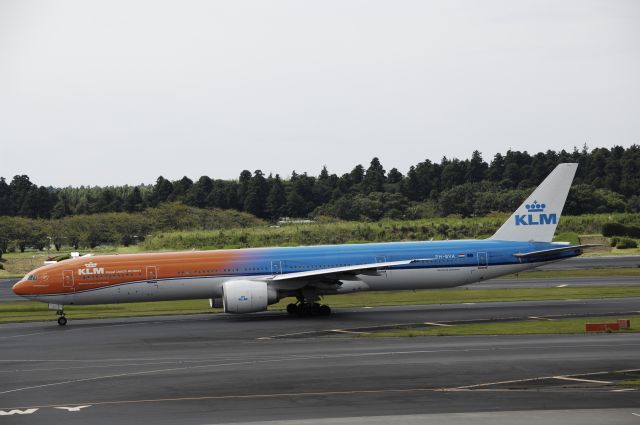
[142,213,640,250]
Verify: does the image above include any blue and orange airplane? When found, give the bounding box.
[13,163,591,325]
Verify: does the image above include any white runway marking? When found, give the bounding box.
[556,284,569,288]
[0,408,38,415]
[553,376,613,385]
[53,405,91,412]
[331,329,370,335]
[423,322,453,327]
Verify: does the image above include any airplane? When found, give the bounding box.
[13,163,593,326]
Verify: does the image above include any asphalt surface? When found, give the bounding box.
[473,276,640,289]
[0,279,20,302]
[538,255,640,270]
[1,298,639,424]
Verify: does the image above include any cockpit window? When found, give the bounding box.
[25,274,38,281]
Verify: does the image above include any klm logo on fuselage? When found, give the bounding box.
[515,201,557,226]
[78,262,104,276]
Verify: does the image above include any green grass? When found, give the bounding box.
[3,286,639,324]
[621,379,640,387]
[553,232,580,245]
[370,315,640,337]
[0,270,23,279]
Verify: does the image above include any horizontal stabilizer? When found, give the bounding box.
[513,244,600,259]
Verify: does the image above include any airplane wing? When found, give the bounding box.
[513,244,600,259]
[267,258,433,282]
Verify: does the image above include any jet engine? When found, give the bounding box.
[222,280,279,314]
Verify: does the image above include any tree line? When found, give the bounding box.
[2,145,640,221]
[0,204,263,253]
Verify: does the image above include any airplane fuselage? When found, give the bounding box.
[13,239,579,306]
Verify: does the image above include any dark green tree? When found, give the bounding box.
[169,176,193,201]
[0,178,12,216]
[151,176,174,206]
[362,157,386,193]
[124,187,145,212]
[466,150,488,182]
[243,170,268,217]
[387,168,403,184]
[265,174,287,219]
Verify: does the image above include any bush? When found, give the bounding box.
[616,238,638,249]
[0,263,3,270]
[610,237,619,247]
[602,222,640,238]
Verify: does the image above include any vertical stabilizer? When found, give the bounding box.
[489,163,578,242]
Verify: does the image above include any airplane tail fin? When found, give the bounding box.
[489,163,578,242]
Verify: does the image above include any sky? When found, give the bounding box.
[1,0,639,187]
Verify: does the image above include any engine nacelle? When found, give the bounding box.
[222,280,278,314]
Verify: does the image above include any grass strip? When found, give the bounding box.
[2,286,640,324]
[0,271,23,279]
[370,315,640,337]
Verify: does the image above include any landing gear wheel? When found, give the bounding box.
[296,303,309,317]
[57,316,67,326]
[286,303,298,315]
[318,304,331,316]
[293,303,331,317]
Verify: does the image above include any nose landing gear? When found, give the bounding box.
[48,304,67,326]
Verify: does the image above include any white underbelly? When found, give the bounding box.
[360,262,543,290]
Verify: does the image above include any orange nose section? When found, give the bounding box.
[12,280,30,296]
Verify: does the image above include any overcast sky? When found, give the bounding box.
[1,0,639,187]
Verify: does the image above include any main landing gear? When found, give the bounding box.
[286,302,331,317]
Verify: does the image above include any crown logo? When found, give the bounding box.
[84,262,97,268]
[525,201,545,213]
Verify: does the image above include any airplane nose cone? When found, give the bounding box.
[12,280,29,296]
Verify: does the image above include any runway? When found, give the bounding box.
[473,276,640,289]
[538,255,640,270]
[1,298,639,424]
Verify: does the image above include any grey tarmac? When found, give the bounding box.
[538,255,640,270]
[0,298,639,424]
